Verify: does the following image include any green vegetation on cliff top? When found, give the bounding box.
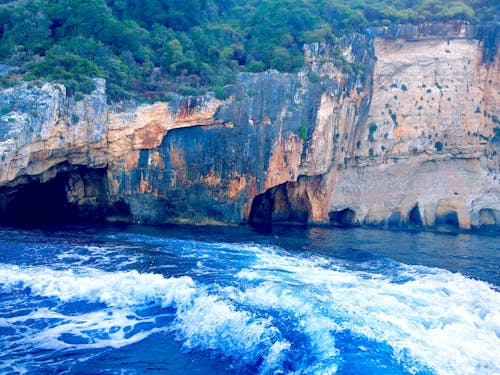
[0,0,497,101]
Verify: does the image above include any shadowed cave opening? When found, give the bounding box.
[478,208,497,228]
[435,211,459,229]
[386,211,404,227]
[329,208,356,227]
[0,167,114,225]
[409,204,423,227]
[249,182,310,224]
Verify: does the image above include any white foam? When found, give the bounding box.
[0,264,196,307]
[55,245,142,268]
[3,307,159,350]
[0,306,167,375]
[2,238,499,375]
[224,282,340,373]
[260,340,291,374]
[0,263,294,372]
[174,292,284,367]
[0,263,199,364]
[235,250,500,375]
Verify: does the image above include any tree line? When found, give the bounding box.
[0,0,497,101]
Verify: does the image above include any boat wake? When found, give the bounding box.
[0,240,499,374]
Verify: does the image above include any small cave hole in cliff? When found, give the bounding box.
[0,167,109,225]
[329,208,356,227]
[386,211,404,228]
[436,211,459,229]
[249,182,310,225]
[105,200,132,223]
[478,208,497,228]
[409,204,423,227]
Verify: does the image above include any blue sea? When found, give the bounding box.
[0,224,498,374]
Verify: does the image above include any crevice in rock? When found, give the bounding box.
[329,208,357,227]
[0,166,110,225]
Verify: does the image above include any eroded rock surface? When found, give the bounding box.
[0,23,498,231]
[328,27,500,231]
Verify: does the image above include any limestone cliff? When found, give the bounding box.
[329,30,500,230]
[0,22,498,231]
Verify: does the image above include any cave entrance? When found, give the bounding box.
[0,167,109,225]
[248,191,274,224]
[408,204,423,227]
[329,208,356,227]
[435,210,459,229]
[478,208,497,229]
[248,182,311,225]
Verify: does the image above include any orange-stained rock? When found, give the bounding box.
[124,151,140,170]
[175,97,220,126]
[264,129,303,191]
[168,145,186,170]
[228,174,248,199]
[107,96,221,171]
[139,178,150,194]
[201,170,221,187]
[132,120,167,149]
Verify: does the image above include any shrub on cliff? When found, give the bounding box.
[299,123,308,141]
[0,0,496,102]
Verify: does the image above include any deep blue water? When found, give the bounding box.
[0,224,498,374]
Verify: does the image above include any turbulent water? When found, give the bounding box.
[0,224,498,375]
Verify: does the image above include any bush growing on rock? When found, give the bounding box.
[0,0,495,101]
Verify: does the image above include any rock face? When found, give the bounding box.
[327,24,500,231]
[0,79,108,223]
[0,23,498,231]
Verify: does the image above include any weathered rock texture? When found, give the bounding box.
[328,23,500,231]
[0,22,498,231]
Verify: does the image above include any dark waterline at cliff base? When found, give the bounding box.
[0,223,498,374]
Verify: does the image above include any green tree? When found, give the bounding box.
[0,0,495,101]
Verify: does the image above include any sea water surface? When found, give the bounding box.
[0,224,498,374]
